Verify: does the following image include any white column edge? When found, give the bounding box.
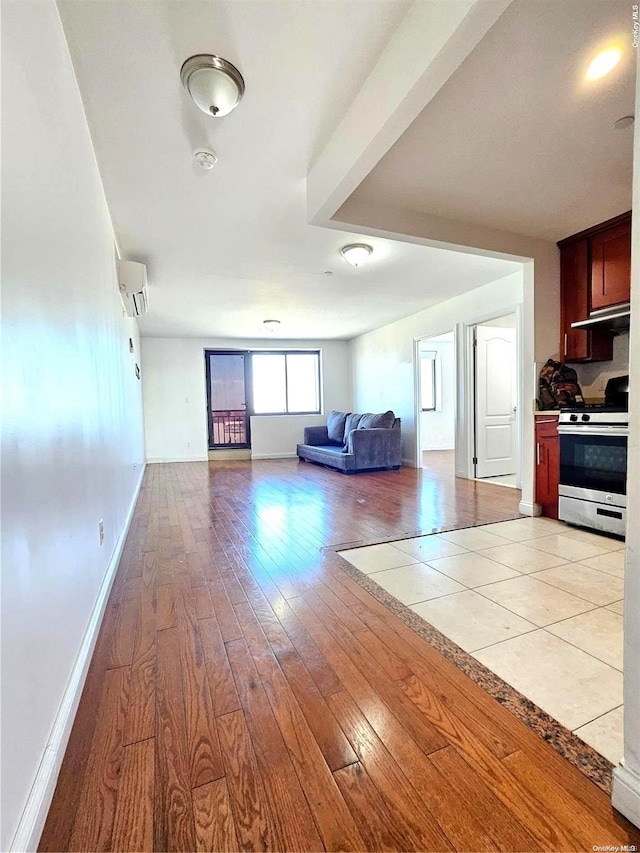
[612,764,640,829]
[518,500,541,516]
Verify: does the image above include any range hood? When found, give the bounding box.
[571,302,630,332]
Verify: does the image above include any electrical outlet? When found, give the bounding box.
[99,519,104,546]
[133,462,137,470]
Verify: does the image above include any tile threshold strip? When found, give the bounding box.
[322,514,524,553]
[325,518,615,795]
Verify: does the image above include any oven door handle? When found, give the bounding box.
[558,425,629,436]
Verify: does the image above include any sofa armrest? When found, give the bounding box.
[303,425,330,446]
[347,427,402,468]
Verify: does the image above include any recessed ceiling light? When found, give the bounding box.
[180,54,245,116]
[613,115,634,131]
[340,244,373,268]
[586,48,621,80]
[193,148,218,169]
[263,319,280,332]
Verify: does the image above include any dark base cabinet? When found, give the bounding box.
[535,416,560,519]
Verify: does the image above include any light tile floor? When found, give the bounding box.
[338,516,625,764]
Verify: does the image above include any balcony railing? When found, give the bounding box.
[211,409,247,446]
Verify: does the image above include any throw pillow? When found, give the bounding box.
[358,410,395,430]
[344,412,363,435]
[326,410,348,444]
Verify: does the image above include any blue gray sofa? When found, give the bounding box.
[296,410,402,473]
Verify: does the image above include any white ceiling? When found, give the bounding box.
[350,0,635,242]
[59,0,633,341]
[57,0,521,340]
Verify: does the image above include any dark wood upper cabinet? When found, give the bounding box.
[590,218,632,310]
[557,211,630,364]
[560,239,590,361]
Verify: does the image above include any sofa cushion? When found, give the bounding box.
[358,410,395,430]
[344,412,363,435]
[327,410,348,444]
[297,443,356,471]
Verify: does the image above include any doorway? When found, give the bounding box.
[472,314,519,487]
[204,350,251,449]
[417,332,456,476]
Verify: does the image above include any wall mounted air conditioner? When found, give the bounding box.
[117,259,148,317]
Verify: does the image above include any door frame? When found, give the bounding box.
[464,305,523,486]
[413,327,457,468]
[204,349,252,449]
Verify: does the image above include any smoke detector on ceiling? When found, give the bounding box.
[193,148,218,169]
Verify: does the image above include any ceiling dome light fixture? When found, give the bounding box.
[340,243,373,268]
[263,319,281,332]
[193,148,218,169]
[586,47,622,80]
[180,54,245,116]
[613,115,634,131]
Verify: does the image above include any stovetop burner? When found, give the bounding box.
[558,407,629,427]
[561,404,628,413]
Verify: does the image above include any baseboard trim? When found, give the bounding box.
[10,466,146,853]
[146,455,207,463]
[401,457,415,468]
[518,500,541,517]
[251,452,298,460]
[612,764,640,828]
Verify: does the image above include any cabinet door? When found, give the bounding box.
[535,422,560,519]
[559,239,613,363]
[591,220,631,310]
[560,240,589,361]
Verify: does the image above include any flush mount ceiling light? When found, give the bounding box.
[180,54,245,116]
[263,319,281,332]
[586,47,621,80]
[340,243,373,268]
[613,115,634,131]
[193,148,218,169]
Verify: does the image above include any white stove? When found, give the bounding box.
[557,406,628,538]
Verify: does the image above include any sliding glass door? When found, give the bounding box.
[205,351,250,449]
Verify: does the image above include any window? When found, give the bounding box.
[251,351,321,414]
[420,351,437,411]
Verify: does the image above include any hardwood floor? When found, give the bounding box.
[39,460,638,852]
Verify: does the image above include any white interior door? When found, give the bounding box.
[475,325,516,478]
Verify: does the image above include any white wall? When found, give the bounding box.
[575,333,630,400]
[611,61,640,829]
[420,337,455,451]
[140,337,352,461]
[351,271,524,471]
[1,4,145,850]
[334,193,560,516]
[482,313,517,328]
